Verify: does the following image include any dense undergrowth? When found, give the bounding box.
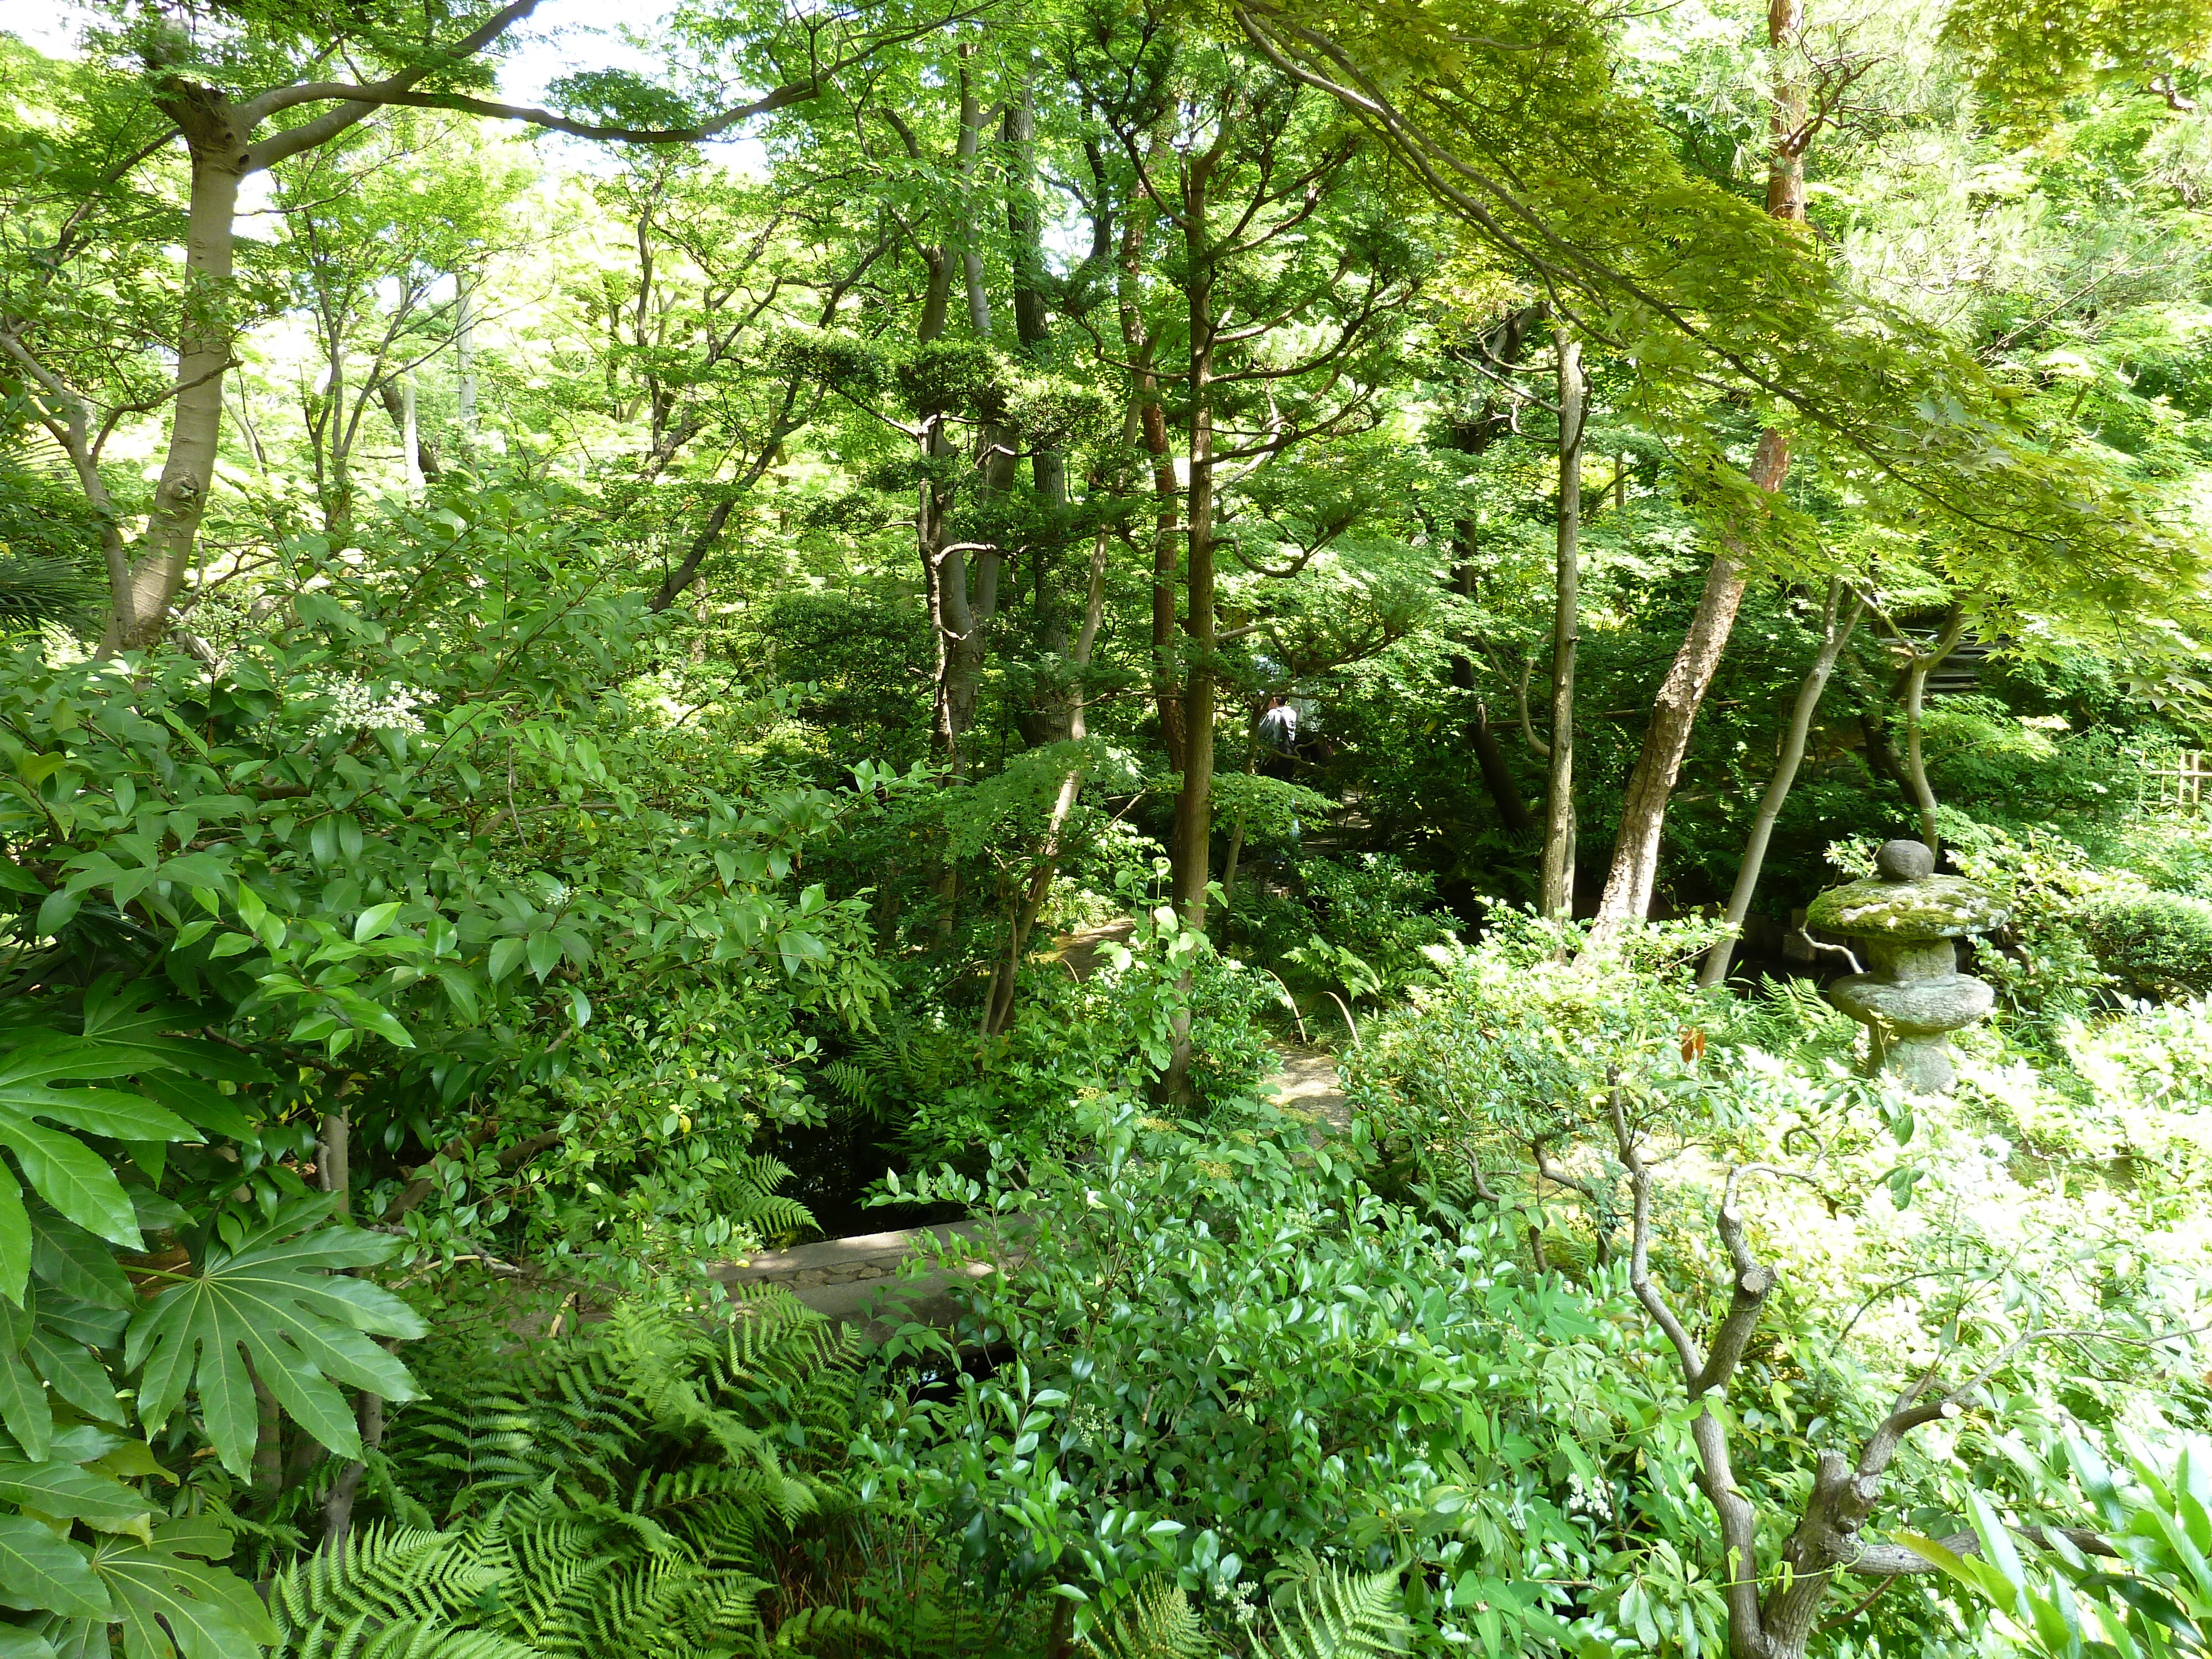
[8,0,2212,1647]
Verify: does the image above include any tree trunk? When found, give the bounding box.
[400,376,422,495]
[1590,0,1808,935]
[1471,701,1533,835]
[1168,168,1220,932]
[378,378,441,485]
[103,137,242,654]
[455,273,477,443]
[933,59,1005,765]
[1164,137,1227,1105]
[984,534,1109,1036]
[1443,305,1544,834]
[1698,584,1864,987]
[1896,612,1966,859]
[1116,144,1185,773]
[1540,332,1583,919]
[1590,430,1788,932]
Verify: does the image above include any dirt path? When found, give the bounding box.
[1267,1046,1352,1134]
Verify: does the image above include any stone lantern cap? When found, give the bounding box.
[1803,838,2011,942]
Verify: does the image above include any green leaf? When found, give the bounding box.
[28,1213,132,1316]
[0,1447,148,1531]
[32,894,77,938]
[0,1519,109,1622]
[132,1077,256,1144]
[525,930,560,982]
[0,1351,50,1462]
[487,936,525,985]
[87,1526,272,1659]
[26,1327,122,1426]
[352,902,401,943]
[0,1177,32,1307]
[0,1120,140,1250]
[126,1206,422,1477]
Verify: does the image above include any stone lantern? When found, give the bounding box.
[1804,839,2011,1094]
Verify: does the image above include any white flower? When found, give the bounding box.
[302,675,434,737]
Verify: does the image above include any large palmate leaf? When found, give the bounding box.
[74,983,264,1088]
[87,1520,274,1659]
[0,1034,203,1304]
[0,1430,150,1538]
[0,1517,109,1623]
[126,1201,423,1477]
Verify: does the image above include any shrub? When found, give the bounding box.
[870,1099,1672,1655]
[2084,889,2212,1001]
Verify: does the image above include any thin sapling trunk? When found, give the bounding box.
[1699,582,1866,986]
[1540,332,1583,919]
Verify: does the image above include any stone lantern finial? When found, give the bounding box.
[1803,839,2009,1094]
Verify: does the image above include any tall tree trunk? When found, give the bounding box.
[1540,332,1584,919]
[1698,582,1865,987]
[378,378,441,484]
[1168,158,1220,932]
[1444,304,1543,834]
[935,55,1005,764]
[1163,135,1228,1106]
[983,534,1109,1036]
[400,376,422,496]
[102,133,243,654]
[455,273,477,444]
[1590,0,1808,933]
[1592,431,1788,933]
[1895,611,1966,858]
[1117,137,1184,771]
[1005,69,1075,748]
[1472,701,1533,835]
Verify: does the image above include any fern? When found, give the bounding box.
[771,1604,894,1650]
[342,1288,872,1658]
[1257,1566,1411,1659]
[267,1523,529,1659]
[1082,1576,1213,1659]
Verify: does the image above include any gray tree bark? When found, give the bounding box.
[1539,332,1583,920]
[1699,583,1865,986]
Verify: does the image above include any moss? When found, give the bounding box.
[1805,875,2011,939]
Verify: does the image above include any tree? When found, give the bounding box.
[11,0,972,652]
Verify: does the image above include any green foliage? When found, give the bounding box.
[1943,0,2212,134]
[1907,1436,2212,1659]
[1260,1564,1413,1659]
[319,1296,900,1657]
[2084,889,2212,999]
[870,1099,1648,1654]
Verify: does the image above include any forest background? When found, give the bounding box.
[3,0,2212,1656]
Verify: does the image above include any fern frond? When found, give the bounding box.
[773,1603,894,1652]
[1082,1575,1213,1659]
[1257,1566,1410,1659]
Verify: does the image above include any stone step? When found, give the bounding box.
[709,1218,1026,1344]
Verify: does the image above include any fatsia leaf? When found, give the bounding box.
[28,1210,132,1313]
[131,1077,254,1144]
[0,1444,148,1531]
[87,1525,273,1659]
[0,1624,58,1658]
[0,1352,49,1462]
[34,1620,107,1659]
[0,1123,139,1253]
[25,1326,122,1426]
[75,983,264,1086]
[33,1628,107,1659]
[125,1207,422,1478]
[0,1519,108,1622]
